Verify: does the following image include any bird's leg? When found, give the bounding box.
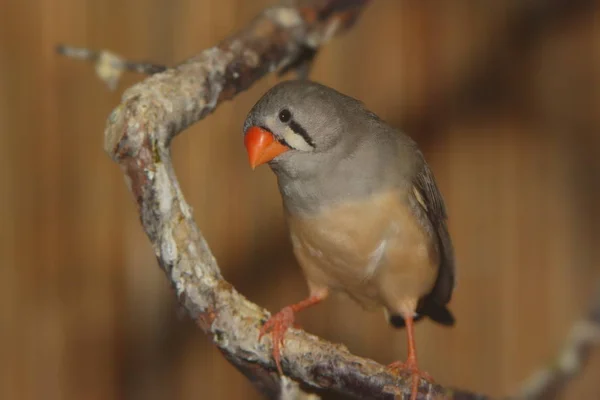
[387,314,433,400]
[259,289,328,375]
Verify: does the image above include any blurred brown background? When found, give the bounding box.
[2,0,600,399]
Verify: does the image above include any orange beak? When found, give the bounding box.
[244,126,290,169]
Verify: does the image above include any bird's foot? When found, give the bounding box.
[387,359,434,381]
[387,359,434,400]
[259,306,296,375]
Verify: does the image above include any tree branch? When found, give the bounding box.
[517,284,600,400]
[94,1,487,398]
[56,44,166,90]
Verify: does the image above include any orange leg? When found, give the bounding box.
[387,315,433,400]
[259,290,328,375]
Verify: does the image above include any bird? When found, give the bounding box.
[242,80,456,400]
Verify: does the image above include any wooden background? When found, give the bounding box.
[1,0,600,399]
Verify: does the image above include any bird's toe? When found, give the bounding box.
[258,306,296,374]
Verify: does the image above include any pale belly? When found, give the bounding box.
[286,191,439,312]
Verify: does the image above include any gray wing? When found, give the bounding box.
[411,157,456,306]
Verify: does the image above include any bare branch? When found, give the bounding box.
[280,376,321,400]
[56,44,166,90]
[66,0,491,398]
[517,284,600,400]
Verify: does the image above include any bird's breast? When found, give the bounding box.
[286,190,438,308]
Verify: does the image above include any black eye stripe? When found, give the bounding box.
[278,136,293,149]
[259,119,315,151]
[289,120,316,148]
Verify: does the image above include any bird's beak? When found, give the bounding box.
[244,126,290,169]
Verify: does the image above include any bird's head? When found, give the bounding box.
[242,80,367,178]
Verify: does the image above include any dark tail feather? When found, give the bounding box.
[425,303,455,326]
[389,304,455,328]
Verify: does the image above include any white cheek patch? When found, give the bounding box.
[265,116,313,152]
[281,126,313,151]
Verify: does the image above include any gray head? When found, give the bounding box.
[243,80,381,178]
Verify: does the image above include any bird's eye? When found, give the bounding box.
[278,109,291,123]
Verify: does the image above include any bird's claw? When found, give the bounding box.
[387,360,434,382]
[259,306,295,375]
[387,360,434,400]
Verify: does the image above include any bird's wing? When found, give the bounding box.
[411,156,456,307]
